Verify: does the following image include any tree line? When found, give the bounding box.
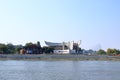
[0,42,54,54]
[97,48,120,56]
[0,42,120,55]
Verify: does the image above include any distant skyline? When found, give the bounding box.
[0,0,120,50]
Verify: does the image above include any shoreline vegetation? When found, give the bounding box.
[0,54,120,61]
[0,42,120,61]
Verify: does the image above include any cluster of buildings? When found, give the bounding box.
[20,40,82,54]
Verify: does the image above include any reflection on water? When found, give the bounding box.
[0,60,120,80]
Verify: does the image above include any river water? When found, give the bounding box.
[0,60,120,80]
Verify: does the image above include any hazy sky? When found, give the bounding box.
[0,0,120,50]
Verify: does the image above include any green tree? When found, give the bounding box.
[37,41,41,47]
[107,48,114,55]
[14,45,23,53]
[107,48,120,55]
[0,43,8,53]
[36,41,42,53]
[25,42,34,47]
[6,43,15,53]
[97,49,106,55]
[42,46,54,54]
[113,49,120,55]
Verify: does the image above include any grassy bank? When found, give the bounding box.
[0,54,120,61]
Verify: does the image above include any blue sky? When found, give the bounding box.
[0,0,120,50]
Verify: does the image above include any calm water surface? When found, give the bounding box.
[0,60,120,80]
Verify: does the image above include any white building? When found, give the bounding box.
[45,41,81,54]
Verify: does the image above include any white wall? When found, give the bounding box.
[54,50,70,54]
[53,50,76,54]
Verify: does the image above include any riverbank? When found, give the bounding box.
[0,54,120,60]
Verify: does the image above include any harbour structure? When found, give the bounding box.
[45,41,81,54]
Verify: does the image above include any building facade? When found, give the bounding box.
[45,41,81,54]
